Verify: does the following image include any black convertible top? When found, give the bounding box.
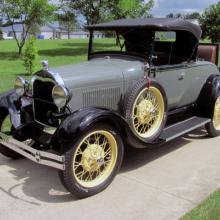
[87,18,202,39]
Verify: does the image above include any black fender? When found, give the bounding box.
[0,90,21,128]
[56,107,157,150]
[197,74,220,117]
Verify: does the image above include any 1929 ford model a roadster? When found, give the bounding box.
[0,18,219,198]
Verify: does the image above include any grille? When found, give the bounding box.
[33,79,59,127]
[83,87,121,109]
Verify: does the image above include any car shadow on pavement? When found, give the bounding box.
[0,129,208,204]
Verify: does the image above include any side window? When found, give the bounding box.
[154,32,181,66]
[155,32,176,42]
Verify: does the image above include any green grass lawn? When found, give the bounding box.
[0,39,219,93]
[182,189,220,220]
[0,39,89,93]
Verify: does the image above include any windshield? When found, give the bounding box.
[90,30,153,59]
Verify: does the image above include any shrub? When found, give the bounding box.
[23,37,38,75]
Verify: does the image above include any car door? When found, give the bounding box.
[155,63,186,110]
[179,61,213,106]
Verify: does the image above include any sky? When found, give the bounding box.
[49,0,219,20]
[151,0,219,17]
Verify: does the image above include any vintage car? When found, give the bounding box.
[0,18,219,198]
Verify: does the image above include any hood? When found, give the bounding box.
[47,58,143,89]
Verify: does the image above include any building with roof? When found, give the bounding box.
[2,22,104,40]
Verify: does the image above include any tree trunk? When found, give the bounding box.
[18,46,23,55]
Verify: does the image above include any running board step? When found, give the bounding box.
[160,117,211,142]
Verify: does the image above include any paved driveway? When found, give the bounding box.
[0,129,220,220]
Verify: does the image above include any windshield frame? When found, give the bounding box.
[87,29,154,63]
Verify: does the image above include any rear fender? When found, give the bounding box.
[0,90,21,128]
[197,74,220,117]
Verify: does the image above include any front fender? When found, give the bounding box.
[56,107,161,149]
[57,107,127,142]
[0,90,21,128]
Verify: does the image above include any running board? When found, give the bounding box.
[160,117,211,142]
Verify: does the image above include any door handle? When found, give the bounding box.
[178,73,185,80]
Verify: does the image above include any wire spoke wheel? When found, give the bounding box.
[213,97,220,131]
[132,86,164,138]
[73,130,118,188]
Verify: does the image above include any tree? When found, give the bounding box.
[57,10,77,39]
[185,12,201,20]
[69,0,110,25]
[23,36,38,75]
[68,0,154,25]
[0,29,3,40]
[1,0,56,54]
[0,19,3,40]
[200,2,220,43]
[166,13,184,18]
[107,0,154,20]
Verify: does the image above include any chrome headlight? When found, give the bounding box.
[52,85,71,109]
[14,77,28,96]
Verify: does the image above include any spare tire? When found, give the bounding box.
[123,78,167,142]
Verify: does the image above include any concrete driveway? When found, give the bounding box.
[0,128,220,220]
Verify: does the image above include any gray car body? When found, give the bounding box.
[49,58,219,113]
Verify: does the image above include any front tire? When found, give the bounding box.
[205,96,220,137]
[59,124,124,198]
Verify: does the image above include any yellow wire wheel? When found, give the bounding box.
[60,124,124,198]
[72,130,118,188]
[212,96,220,131]
[205,95,220,137]
[131,86,165,139]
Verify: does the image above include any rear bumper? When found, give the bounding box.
[0,132,65,170]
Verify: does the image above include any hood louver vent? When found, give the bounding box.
[83,87,121,109]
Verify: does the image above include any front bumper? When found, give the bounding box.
[0,132,65,170]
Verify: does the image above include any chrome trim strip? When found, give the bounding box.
[0,132,65,170]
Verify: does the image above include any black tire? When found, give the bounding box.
[205,123,220,137]
[123,78,167,142]
[0,108,23,159]
[59,123,124,198]
[205,95,220,137]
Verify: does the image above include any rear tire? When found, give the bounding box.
[59,123,124,198]
[205,96,220,137]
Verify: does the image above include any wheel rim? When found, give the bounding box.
[73,130,118,188]
[213,97,220,130]
[132,86,164,138]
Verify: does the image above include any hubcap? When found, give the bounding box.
[132,87,164,138]
[213,97,220,130]
[73,130,118,188]
[81,144,105,172]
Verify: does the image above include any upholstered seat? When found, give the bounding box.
[197,44,218,65]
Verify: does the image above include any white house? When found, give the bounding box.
[2,24,23,40]
[2,23,105,40]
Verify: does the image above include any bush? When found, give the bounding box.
[23,37,38,75]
